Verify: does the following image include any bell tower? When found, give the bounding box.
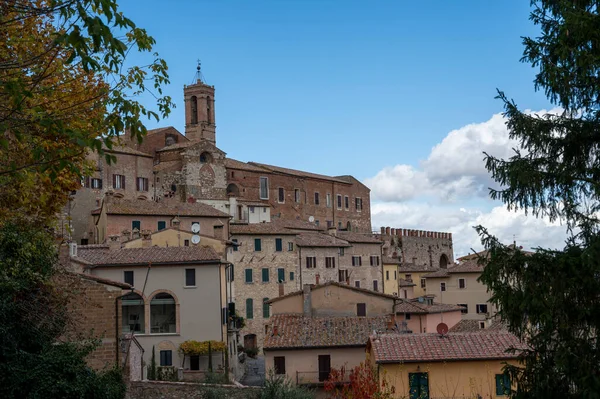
[184,62,216,144]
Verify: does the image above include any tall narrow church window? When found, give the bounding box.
[207,96,212,124]
[190,96,198,124]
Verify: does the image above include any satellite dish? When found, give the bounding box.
[436,322,449,335]
[191,223,200,233]
[417,297,425,303]
[191,235,201,245]
[308,216,315,223]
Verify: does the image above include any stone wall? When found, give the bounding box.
[378,227,454,269]
[229,233,300,347]
[126,381,261,399]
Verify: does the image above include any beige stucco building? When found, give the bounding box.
[424,260,494,321]
[70,245,233,379]
[368,332,522,399]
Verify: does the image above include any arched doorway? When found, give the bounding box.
[227,183,240,197]
[439,254,449,269]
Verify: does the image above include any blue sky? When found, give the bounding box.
[119,1,568,255]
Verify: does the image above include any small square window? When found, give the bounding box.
[476,304,488,314]
[124,271,134,286]
[185,269,196,286]
[184,239,190,247]
[160,350,172,366]
[354,281,360,288]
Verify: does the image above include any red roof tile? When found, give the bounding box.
[336,232,382,244]
[264,314,389,350]
[370,332,522,363]
[75,272,132,289]
[398,278,416,287]
[230,223,298,235]
[248,162,351,184]
[382,256,401,265]
[224,158,270,172]
[268,281,399,304]
[105,198,230,218]
[102,144,153,158]
[423,260,482,278]
[74,246,221,267]
[449,320,508,333]
[295,232,351,248]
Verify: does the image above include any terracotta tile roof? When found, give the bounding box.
[105,198,230,218]
[295,232,351,248]
[268,281,398,304]
[336,232,382,244]
[230,223,298,235]
[423,260,482,278]
[398,278,416,287]
[370,332,522,364]
[382,256,401,265]
[395,299,463,314]
[75,272,132,289]
[248,162,351,184]
[155,141,195,152]
[449,319,509,333]
[102,143,153,158]
[153,160,182,172]
[224,158,270,172]
[264,314,389,350]
[273,218,324,232]
[399,263,440,273]
[74,246,221,267]
[146,126,180,136]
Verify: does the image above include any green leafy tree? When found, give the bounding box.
[478,1,600,398]
[0,0,173,225]
[0,223,126,398]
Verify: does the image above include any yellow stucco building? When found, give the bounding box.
[367,332,522,399]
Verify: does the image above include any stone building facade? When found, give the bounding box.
[229,224,383,348]
[377,227,454,269]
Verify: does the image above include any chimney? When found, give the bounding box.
[108,235,121,251]
[390,228,395,236]
[141,230,152,247]
[315,273,320,285]
[327,226,337,236]
[303,284,312,316]
[412,257,417,264]
[278,282,284,297]
[121,229,131,242]
[385,227,391,235]
[380,226,385,235]
[386,314,396,331]
[272,325,279,336]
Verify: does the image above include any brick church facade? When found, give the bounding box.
[69,77,371,244]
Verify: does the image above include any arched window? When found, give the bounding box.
[346,221,352,232]
[151,293,176,334]
[165,135,176,146]
[439,254,449,269]
[122,293,145,333]
[190,96,198,124]
[206,96,212,124]
[200,152,211,164]
[246,298,253,319]
[227,183,240,197]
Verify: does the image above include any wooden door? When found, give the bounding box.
[318,355,331,382]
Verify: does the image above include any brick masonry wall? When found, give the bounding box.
[58,273,123,370]
[226,167,372,233]
[229,233,300,347]
[126,381,261,399]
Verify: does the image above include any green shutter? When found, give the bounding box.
[246,298,253,319]
[275,238,282,252]
[254,238,261,251]
[245,269,253,283]
[158,221,166,231]
[496,374,510,396]
[263,298,270,318]
[262,268,269,282]
[278,268,285,282]
[132,221,141,231]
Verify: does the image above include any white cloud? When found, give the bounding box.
[365,109,561,203]
[371,201,569,258]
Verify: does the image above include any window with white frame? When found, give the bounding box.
[136,177,149,192]
[476,303,488,314]
[326,193,331,208]
[355,197,363,212]
[352,256,362,266]
[344,196,349,210]
[441,282,446,292]
[337,194,342,209]
[113,174,125,189]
